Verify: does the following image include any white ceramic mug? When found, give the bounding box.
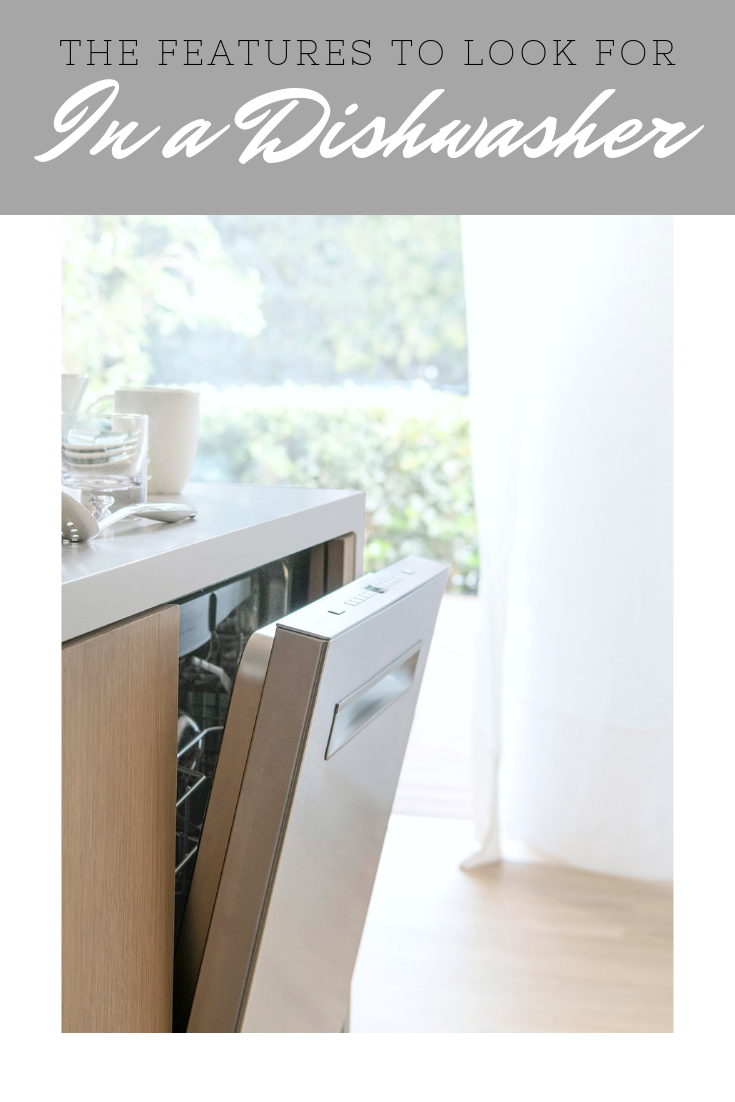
[61,373,88,412]
[89,387,200,494]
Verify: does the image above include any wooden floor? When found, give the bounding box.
[367,598,673,1033]
[351,816,673,1033]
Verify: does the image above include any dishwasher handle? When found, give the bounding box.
[325,643,422,759]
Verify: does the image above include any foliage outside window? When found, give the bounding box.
[62,215,478,591]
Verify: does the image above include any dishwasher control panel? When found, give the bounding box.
[280,557,443,640]
[329,565,417,613]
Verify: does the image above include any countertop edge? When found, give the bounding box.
[62,489,365,642]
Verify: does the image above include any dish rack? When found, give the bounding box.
[175,722,224,938]
[173,556,303,942]
[174,612,250,940]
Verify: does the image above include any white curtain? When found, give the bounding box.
[461,216,673,880]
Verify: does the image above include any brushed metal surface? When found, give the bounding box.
[326,644,421,759]
[184,556,447,1033]
[186,628,329,1032]
[173,625,275,1031]
[240,565,447,1032]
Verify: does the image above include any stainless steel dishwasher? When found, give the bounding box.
[173,554,447,1032]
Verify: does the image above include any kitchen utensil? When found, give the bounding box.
[62,490,197,543]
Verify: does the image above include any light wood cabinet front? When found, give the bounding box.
[62,605,179,1033]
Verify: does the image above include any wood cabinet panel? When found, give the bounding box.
[326,533,357,591]
[62,605,179,1033]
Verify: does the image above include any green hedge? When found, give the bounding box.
[194,383,478,592]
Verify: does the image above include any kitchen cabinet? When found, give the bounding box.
[62,605,179,1032]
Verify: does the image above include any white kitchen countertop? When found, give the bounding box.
[62,482,365,642]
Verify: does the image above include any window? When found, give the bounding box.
[63,214,477,816]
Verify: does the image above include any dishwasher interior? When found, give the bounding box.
[175,550,313,943]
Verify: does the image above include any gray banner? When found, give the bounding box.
[4,0,731,212]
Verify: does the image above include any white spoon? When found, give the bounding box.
[62,491,197,542]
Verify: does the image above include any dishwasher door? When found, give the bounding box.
[178,555,448,1033]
